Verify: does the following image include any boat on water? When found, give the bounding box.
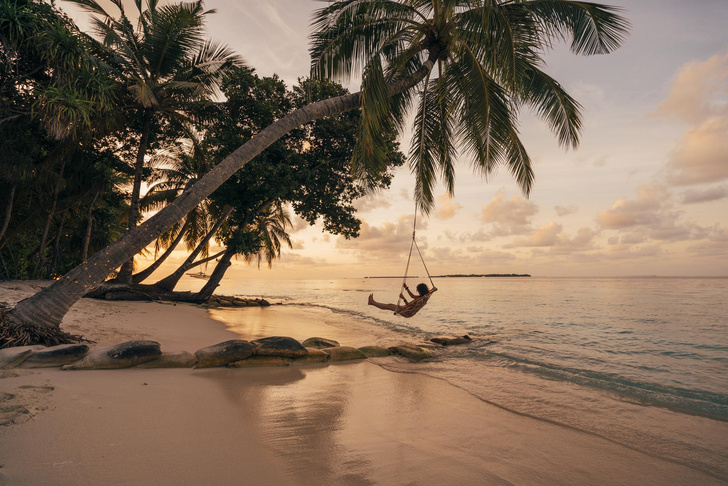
[186,272,209,279]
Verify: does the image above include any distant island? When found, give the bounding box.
[433,274,531,278]
[365,274,531,278]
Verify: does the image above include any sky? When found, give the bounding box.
[63,0,728,279]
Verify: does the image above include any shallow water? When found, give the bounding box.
[182,276,728,480]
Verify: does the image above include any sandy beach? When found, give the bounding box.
[0,282,722,485]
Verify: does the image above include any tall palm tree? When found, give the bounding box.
[195,203,292,301]
[68,0,243,282]
[3,0,629,345]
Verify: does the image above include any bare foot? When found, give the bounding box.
[368,294,374,305]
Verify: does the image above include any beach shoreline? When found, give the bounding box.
[0,281,723,485]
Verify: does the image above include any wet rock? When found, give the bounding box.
[229,356,292,367]
[253,336,308,358]
[301,337,340,349]
[63,341,162,370]
[430,335,473,346]
[0,346,44,369]
[136,351,197,368]
[358,346,392,358]
[194,340,255,368]
[20,344,90,368]
[295,348,330,364]
[324,346,367,362]
[389,345,434,362]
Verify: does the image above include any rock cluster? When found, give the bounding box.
[0,334,465,370]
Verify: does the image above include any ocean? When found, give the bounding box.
[181,276,728,481]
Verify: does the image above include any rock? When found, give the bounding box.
[430,335,473,346]
[20,344,90,368]
[136,351,197,368]
[253,336,308,358]
[295,348,330,364]
[63,341,162,370]
[358,346,392,358]
[323,346,367,362]
[194,340,255,368]
[229,356,292,368]
[389,345,434,362]
[301,337,340,349]
[0,346,44,369]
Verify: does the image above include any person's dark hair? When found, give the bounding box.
[416,283,429,296]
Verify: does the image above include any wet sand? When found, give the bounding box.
[0,282,721,485]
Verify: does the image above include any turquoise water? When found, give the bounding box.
[180,276,728,479]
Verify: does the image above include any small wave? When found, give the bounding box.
[484,351,728,421]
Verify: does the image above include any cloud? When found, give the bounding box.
[291,214,310,232]
[680,186,728,204]
[554,205,578,217]
[655,51,728,124]
[434,194,463,220]
[665,118,728,185]
[481,193,538,236]
[597,185,716,243]
[596,184,666,229]
[336,215,426,261]
[354,192,392,213]
[291,239,305,250]
[509,223,597,252]
[605,244,663,261]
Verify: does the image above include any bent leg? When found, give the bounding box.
[368,294,399,312]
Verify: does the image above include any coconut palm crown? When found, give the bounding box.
[2,0,628,342]
[310,0,629,212]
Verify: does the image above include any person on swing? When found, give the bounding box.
[368,283,431,314]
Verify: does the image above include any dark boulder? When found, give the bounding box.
[253,336,308,358]
[20,344,90,368]
[301,337,340,349]
[430,335,473,346]
[63,341,162,370]
[194,340,256,368]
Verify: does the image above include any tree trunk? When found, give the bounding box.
[194,246,235,302]
[186,249,225,271]
[0,184,15,244]
[81,189,101,261]
[117,109,154,283]
[5,54,436,330]
[51,211,68,275]
[154,206,234,291]
[34,159,67,278]
[131,218,189,284]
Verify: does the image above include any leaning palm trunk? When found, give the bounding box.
[131,218,190,284]
[154,205,234,291]
[193,246,235,302]
[2,53,439,333]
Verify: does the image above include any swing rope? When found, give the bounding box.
[396,204,436,309]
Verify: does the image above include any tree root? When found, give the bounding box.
[0,305,92,349]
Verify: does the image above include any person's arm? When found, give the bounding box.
[403,284,418,299]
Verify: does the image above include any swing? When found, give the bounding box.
[393,209,437,318]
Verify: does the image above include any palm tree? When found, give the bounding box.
[2,0,628,345]
[195,203,292,301]
[67,0,243,282]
